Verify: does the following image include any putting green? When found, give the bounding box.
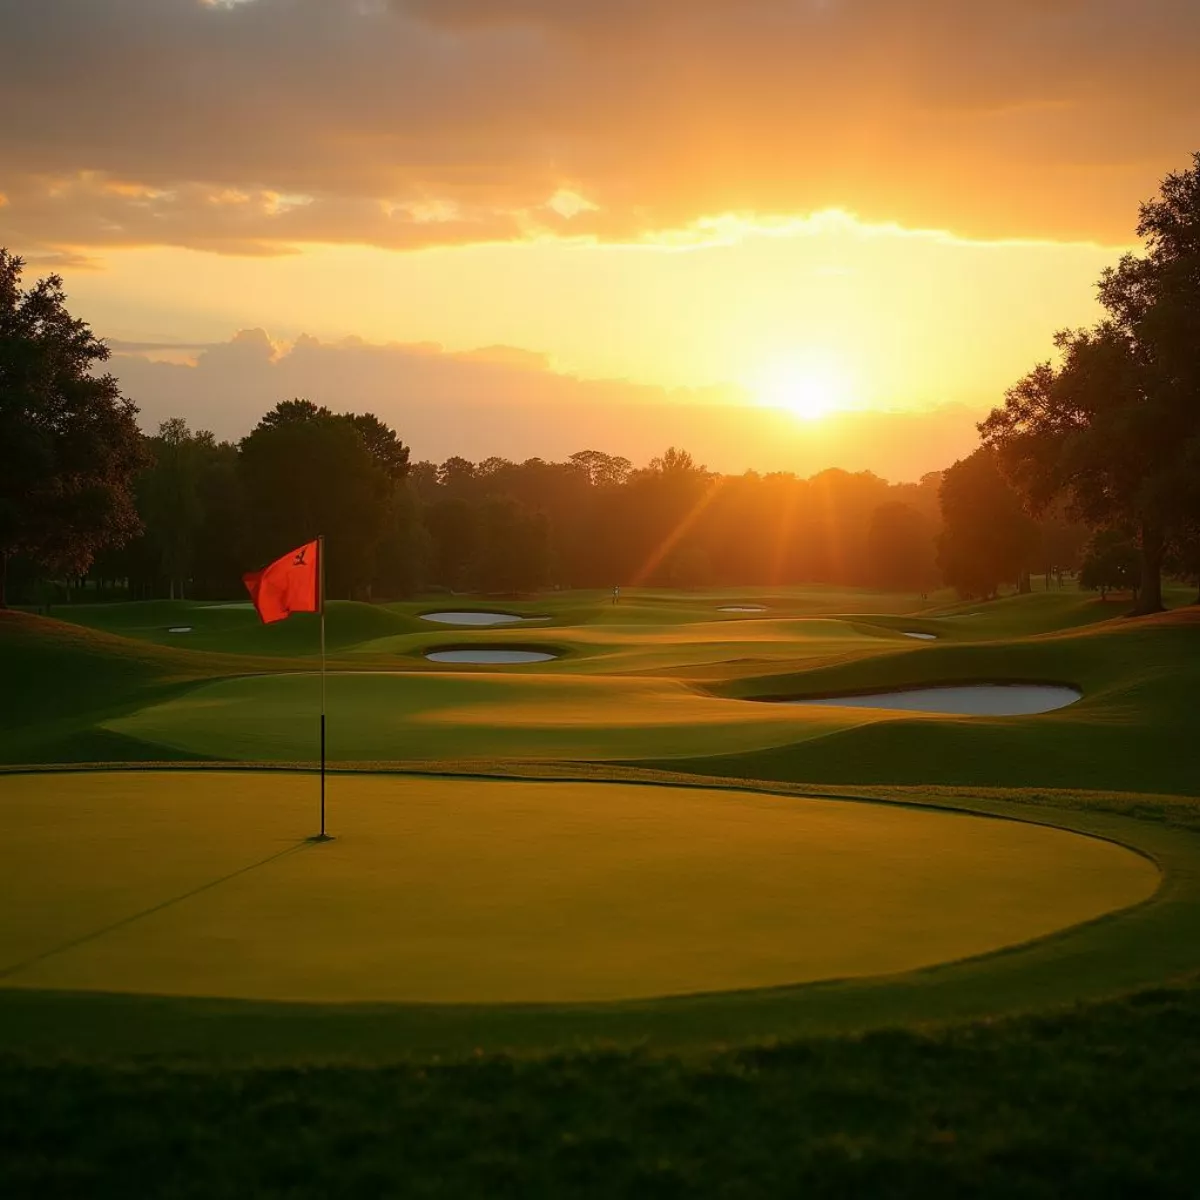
[0,772,1157,1004]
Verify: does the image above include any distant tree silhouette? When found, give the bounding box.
[239,405,389,597]
[569,449,632,489]
[141,419,209,600]
[937,450,1036,599]
[348,412,411,482]
[426,497,478,591]
[0,250,145,605]
[1079,529,1140,601]
[867,501,936,591]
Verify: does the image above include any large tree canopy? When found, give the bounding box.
[239,400,393,598]
[0,250,145,605]
[981,153,1200,615]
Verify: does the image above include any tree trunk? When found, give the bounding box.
[1131,524,1166,616]
[1018,571,1032,594]
[0,551,6,609]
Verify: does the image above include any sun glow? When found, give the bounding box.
[755,355,855,421]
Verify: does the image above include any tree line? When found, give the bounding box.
[2,153,1198,611]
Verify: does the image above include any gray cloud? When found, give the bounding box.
[2,0,1197,257]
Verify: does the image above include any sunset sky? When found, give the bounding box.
[3,0,1198,479]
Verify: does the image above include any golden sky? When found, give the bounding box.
[2,0,1197,475]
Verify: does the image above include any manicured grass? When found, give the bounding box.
[3,585,1199,1195]
[0,772,1155,1006]
[0,776,1196,1062]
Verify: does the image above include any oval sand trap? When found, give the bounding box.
[788,684,1081,716]
[426,649,557,664]
[166,626,193,634]
[719,605,767,613]
[420,611,542,626]
[0,773,1153,1004]
[903,632,938,640]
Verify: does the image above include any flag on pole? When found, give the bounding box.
[242,536,331,839]
[242,540,320,624]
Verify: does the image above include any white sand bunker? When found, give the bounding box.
[719,605,768,613]
[788,684,1081,716]
[426,649,557,664]
[903,632,938,640]
[166,627,193,634]
[421,611,547,626]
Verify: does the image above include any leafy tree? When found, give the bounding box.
[475,497,549,593]
[0,250,145,605]
[191,439,247,599]
[1079,530,1141,600]
[372,483,428,598]
[937,449,1037,599]
[569,449,632,488]
[982,154,1200,614]
[141,419,208,599]
[867,501,936,591]
[256,398,333,430]
[437,457,477,495]
[425,497,478,590]
[239,403,389,597]
[349,412,411,482]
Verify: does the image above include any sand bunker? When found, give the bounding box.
[719,605,768,613]
[903,632,938,640]
[787,684,1081,716]
[426,649,557,664]
[166,627,193,634]
[420,611,546,626]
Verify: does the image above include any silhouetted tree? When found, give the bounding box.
[1080,530,1140,600]
[350,412,411,482]
[239,402,389,597]
[867,501,936,591]
[141,419,207,599]
[0,250,145,605]
[426,497,478,590]
[983,153,1200,614]
[937,449,1037,599]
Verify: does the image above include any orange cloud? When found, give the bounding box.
[109,329,984,481]
[2,0,1196,259]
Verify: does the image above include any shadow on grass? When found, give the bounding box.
[0,839,313,982]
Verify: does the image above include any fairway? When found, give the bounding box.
[0,771,1157,1004]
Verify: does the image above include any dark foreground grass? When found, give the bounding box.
[5,979,1200,1199]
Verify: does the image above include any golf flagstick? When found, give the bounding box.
[319,533,328,839]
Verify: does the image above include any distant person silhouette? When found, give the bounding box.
[612,585,620,605]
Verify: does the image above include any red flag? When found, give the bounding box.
[242,539,320,624]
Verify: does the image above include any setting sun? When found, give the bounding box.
[755,357,854,421]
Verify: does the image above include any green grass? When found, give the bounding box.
[3,583,1200,1194]
[0,772,1155,1006]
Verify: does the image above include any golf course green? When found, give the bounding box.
[0,771,1157,1004]
[2,582,1199,1057]
[4,583,1200,1195]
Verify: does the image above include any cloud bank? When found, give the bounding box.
[110,329,983,481]
[2,0,1198,258]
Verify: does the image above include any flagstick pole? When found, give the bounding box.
[318,533,327,839]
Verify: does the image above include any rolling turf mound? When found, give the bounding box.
[4,581,1200,1200]
[6,591,1197,788]
[49,598,429,656]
